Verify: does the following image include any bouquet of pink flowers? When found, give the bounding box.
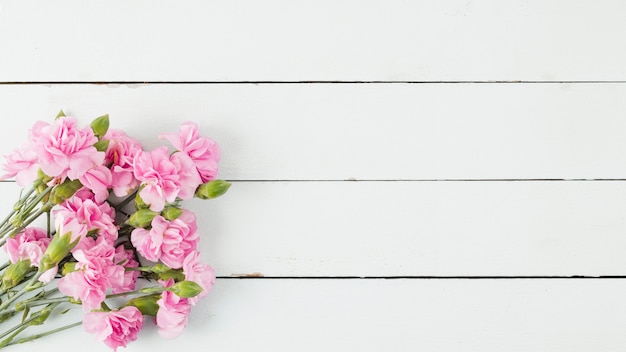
[0,112,229,350]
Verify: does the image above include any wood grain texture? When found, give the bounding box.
[3,179,626,277]
[1,83,626,180]
[1,1,625,350]
[1,1,626,82]
[8,279,626,352]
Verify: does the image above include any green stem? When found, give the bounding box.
[0,208,46,248]
[0,326,26,348]
[0,272,43,314]
[0,289,27,314]
[0,187,35,234]
[0,186,52,240]
[0,320,27,342]
[19,297,71,310]
[124,266,153,272]
[3,321,82,348]
[0,274,30,300]
[0,302,60,343]
[106,285,164,299]
[17,187,51,220]
[1,287,62,316]
[46,211,51,237]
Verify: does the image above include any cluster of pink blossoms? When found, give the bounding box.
[0,114,228,351]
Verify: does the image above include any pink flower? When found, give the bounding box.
[79,165,113,204]
[58,239,125,310]
[182,251,215,305]
[1,145,39,187]
[160,121,220,182]
[103,129,143,197]
[4,227,51,266]
[53,191,117,250]
[38,267,58,284]
[171,152,201,200]
[30,116,104,181]
[37,214,84,285]
[130,210,199,269]
[133,147,180,212]
[83,306,144,351]
[156,279,191,339]
[53,213,85,245]
[113,245,140,294]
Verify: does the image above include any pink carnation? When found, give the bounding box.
[182,251,215,305]
[1,145,39,187]
[53,191,117,250]
[160,121,220,182]
[57,238,125,310]
[79,165,113,204]
[133,147,180,212]
[37,214,84,284]
[113,245,140,294]
[156,279,192,339]
[3,227,51,266]
[130,210,199,269]
[171,152,202,200]
[83,306,144,351]
[30,116,104,182]
[103,129,143,197]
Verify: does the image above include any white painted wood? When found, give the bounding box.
[8,279,626,352]
[1,1,626,82]
[2,83,626,180]
[2,1,626,348]
[176,180,626,277]
[4,180,626,277]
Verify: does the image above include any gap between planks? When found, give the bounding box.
[221,276,626,280]
[2,81,626,85]
[4,179,626,183]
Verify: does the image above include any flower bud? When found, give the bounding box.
[126,294,160,316]
[28,304,54,326]
[62,262,78,276]
[49,179,83,205]
[14,302,26,312]
[150,263,171,274]
[195,180,231,200]
[39,230,79,274]
[94,139,110,152]
[90,114,110,139]
[157,268,185,282]
[128,209,158,228]
[34,169,53,190]
[161,206,183,221]
[135,190,149,210]
[1,260,32,291]
[169,281,203,298]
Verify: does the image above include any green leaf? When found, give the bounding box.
[94,139,110,152]
[90,114,110,139]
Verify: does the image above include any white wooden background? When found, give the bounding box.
[2,1,626,351]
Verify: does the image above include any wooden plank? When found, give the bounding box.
[4,180,626,277]
[8,279,626,351]
[1,1,626,81]
[2,83,626,180]
[195,180,626,277]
